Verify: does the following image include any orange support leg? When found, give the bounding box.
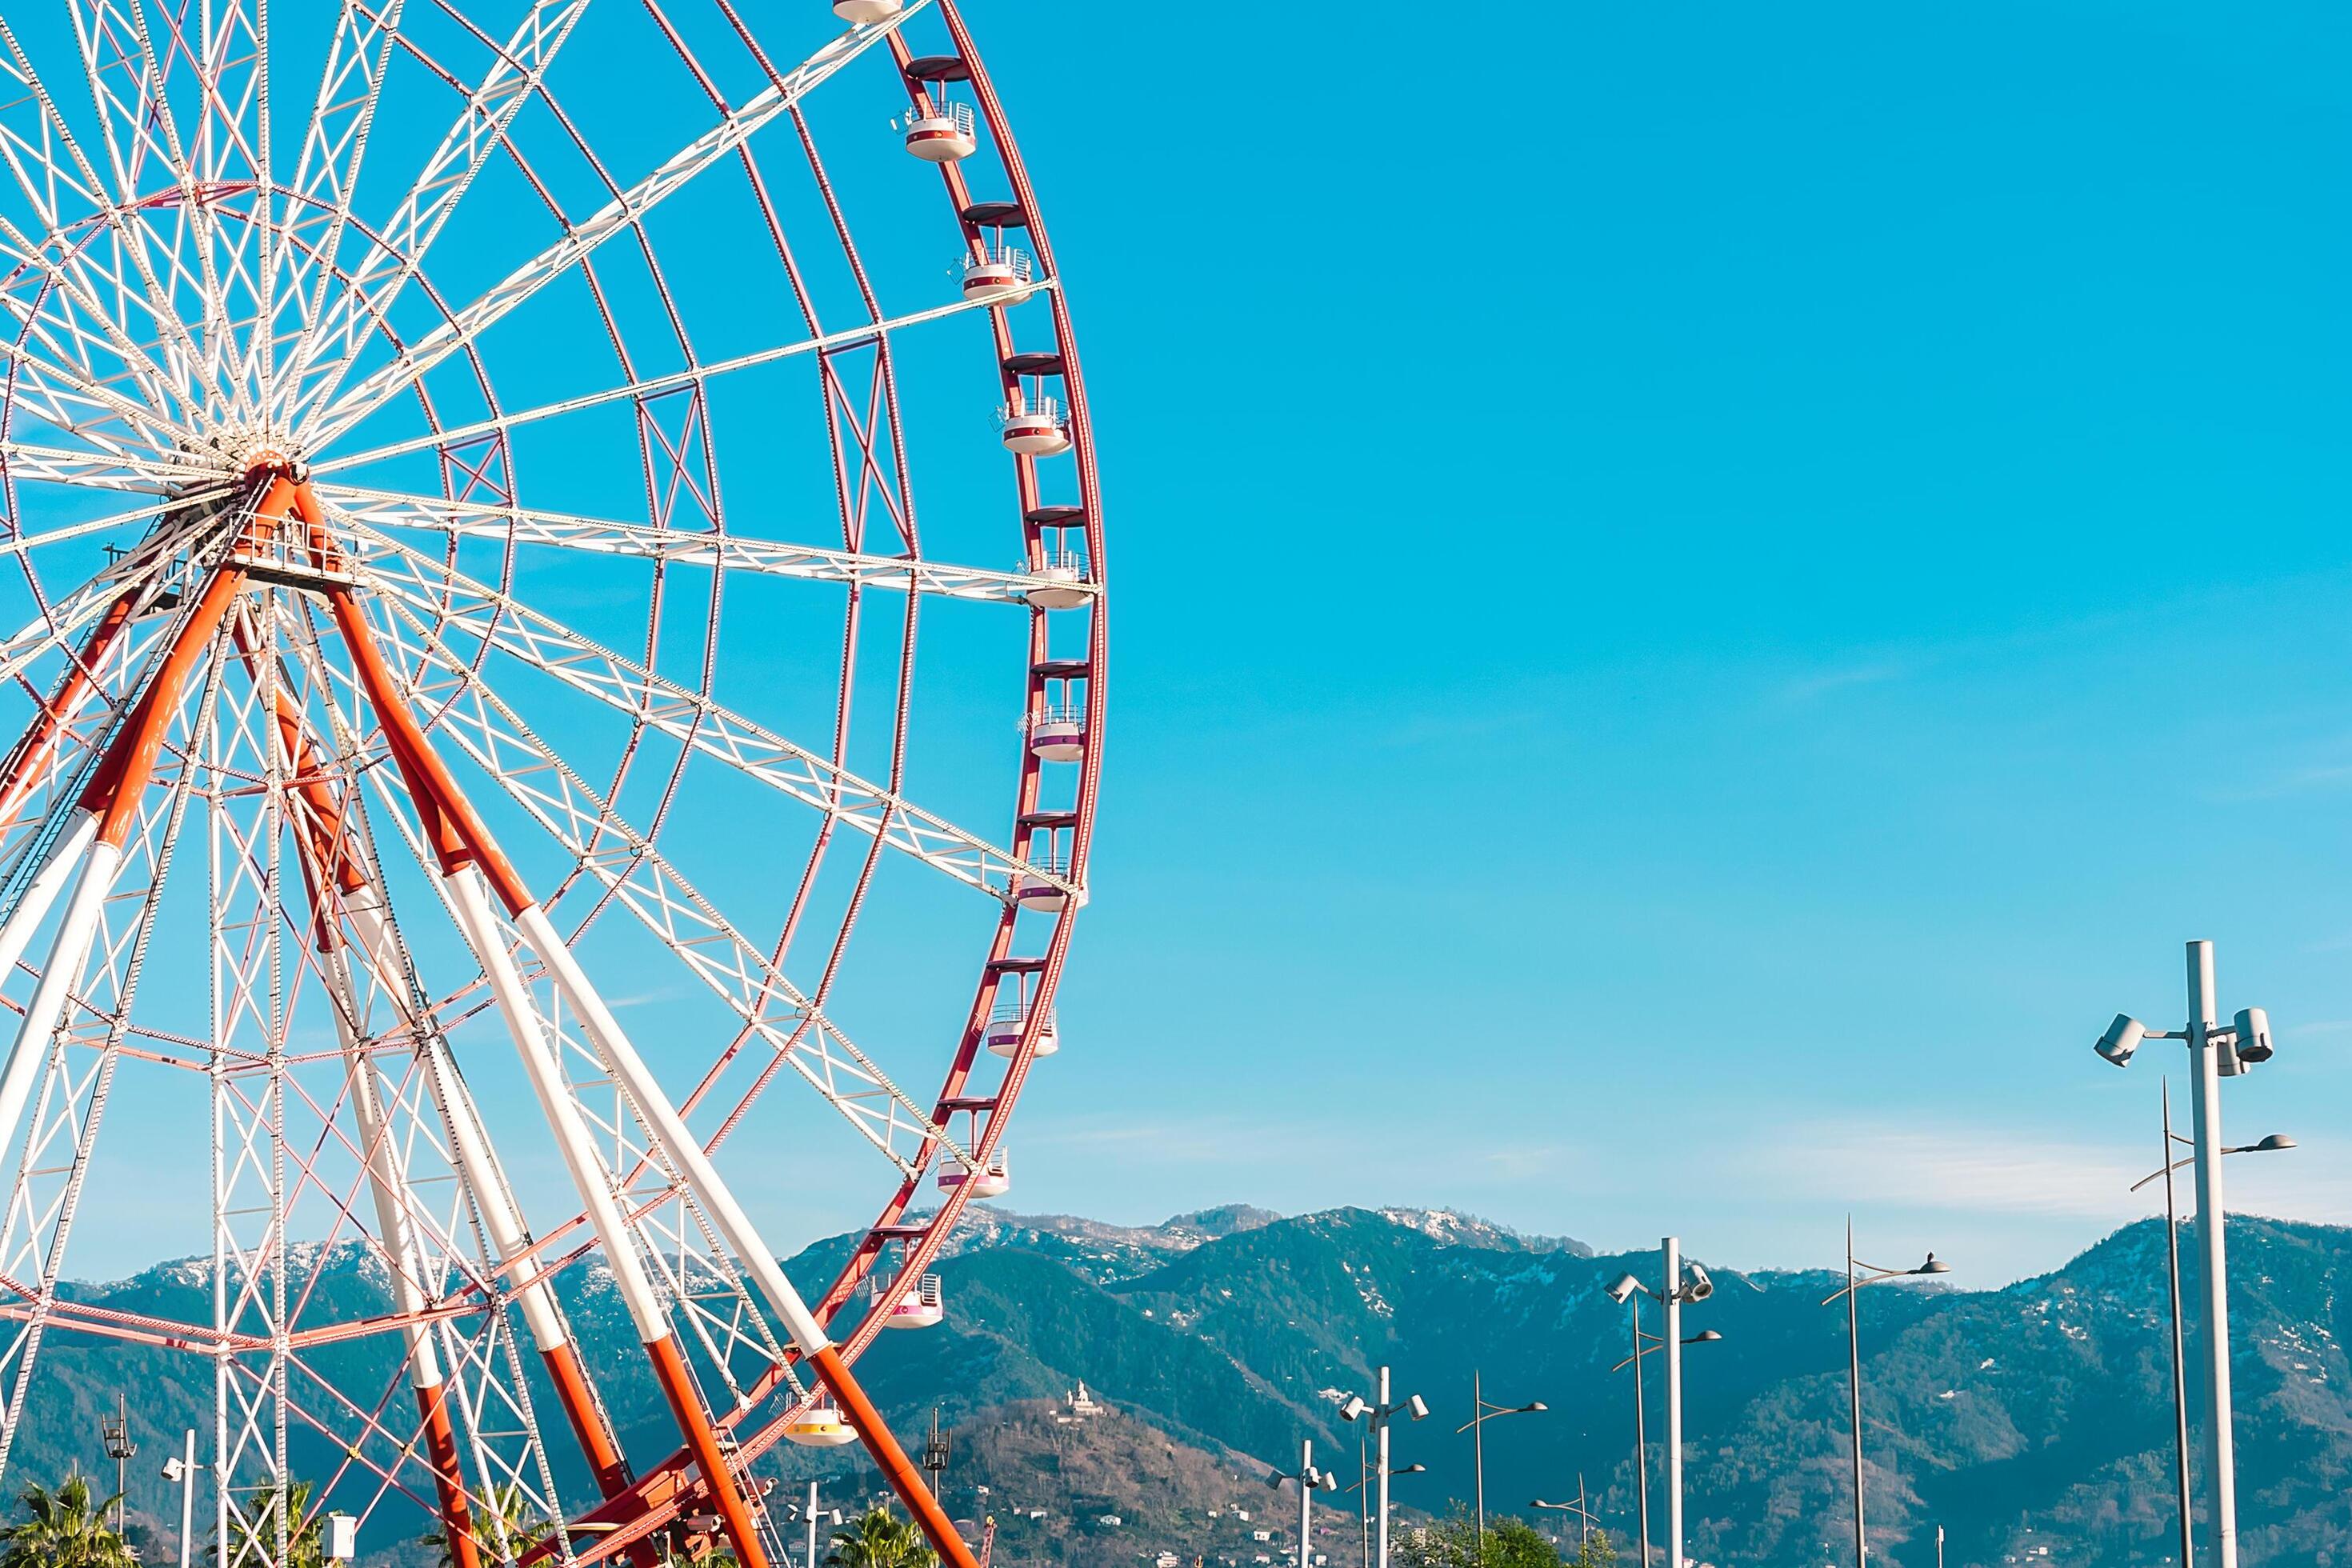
[814,1345,981,1568]
[648,1335,772,1568]
[0,586,138,830]
[416,1382,482,1568]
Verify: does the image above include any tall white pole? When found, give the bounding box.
[1357,1434,1369,1568]
[2163,1082,2194,1568]
[1300,1440,1314,1568]
[1632,1298,1650,1568]
[1847,1218,1866,1568]
[177,1429,197,1568]
[808,1479,819,1568]
[2186,939,2238,1568]
[1662,1238,1682,1568]
[1375,1367,1391,1568]
[1473,1368,1486,1552]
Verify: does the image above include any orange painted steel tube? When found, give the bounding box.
[813,1345,980,1568]
[75,564,246,846]
[543,1337,638,1503]
[416,1382,482,1568]
[648,1334,771,1568]
[0,587,138,831]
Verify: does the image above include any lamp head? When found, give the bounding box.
[1915,1253,1952,1275]
[1404,1394,1429,1422]
[2252,1134,2298,1152]
[1680,1262,1714,1302]
[2214,1026,2247,1078]
[1318,1472,1340,1493]
[1394,1464,1426,1475]
[162,1456,189,1484]
[1338,1394,1370,1423]
[1268,1473,1284,1491]
[1688,1330,1724,1343]
[1523,1402,1548,1413]
[1606,1274,1642,1305]
[2235,1007,2274,1065]
[2096,1014,2146,1068]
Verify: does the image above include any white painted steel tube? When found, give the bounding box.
[443,867,672,1344]
[1374,1366,1390,1568]
[0,808,95,985]
[345,891,571,1352]
[2186,939,2238,1568]
[1664,1238,1683,1568]
[0,834,116,1160]
[518,902,835,1353]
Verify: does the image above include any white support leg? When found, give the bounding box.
[0,834,118,1163]
[344,892,570,1354]
[0,809,96,992]
[446,868,772,1565]
[320,940,446,1383]
[441,868,674,1346]
[516,904,834,1354]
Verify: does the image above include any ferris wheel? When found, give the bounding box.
[0,0,1100,1563]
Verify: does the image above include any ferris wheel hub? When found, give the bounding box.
[188,424,308,484]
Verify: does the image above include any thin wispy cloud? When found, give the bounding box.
[1772,659,1912,705]
[1754,1118,2146,1224]
[604,986,686,1010]
[2210,758,2352,802]
[1029,1114,1604,1194]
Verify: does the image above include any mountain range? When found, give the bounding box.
[15,1203,2352,1568]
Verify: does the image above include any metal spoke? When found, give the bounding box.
[274,0,592,433]
[308,283,1050,478]
[298,4,927,450]
[365,586,974,1177]
[320,484,1090,605]
[346,519,1066,902]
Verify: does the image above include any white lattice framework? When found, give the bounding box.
[0,2,1104,1564]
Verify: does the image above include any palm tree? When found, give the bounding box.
[0,1472,137,1568]
[422,1481,551,1567]
[824,1506,938,1568]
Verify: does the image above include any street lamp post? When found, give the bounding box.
[2096,938,2280,1568]
[1268,1440,1341,1568]
[1455,1370,1545,1553]
[1819,1224,1949,1568]
[1358,1434,1370,1568]
[1532,1479,1601,1559]
[1607,1238,1715,1568]
[160,1431,202,1568]
[2128,1084,2295,1568]
[1340,1372,1426,1568]
[785,1482,844,1568]
[1342,1458,1425,1568]
[1607,1323,1722,1568]
[1625,1296,1651,1568]
[100,1394,135,1534]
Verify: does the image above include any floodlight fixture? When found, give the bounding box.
[2234,1008,2274,1064]
[2098,1014,2146,1068]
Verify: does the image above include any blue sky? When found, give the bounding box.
[978,0,2352,1283]
[2,0,2346,1294]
